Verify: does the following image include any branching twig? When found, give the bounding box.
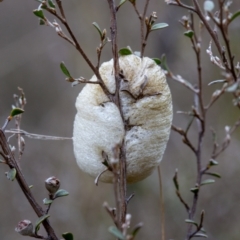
[43,3,112,100]
[0,129,59,240]
[171,125,197,154]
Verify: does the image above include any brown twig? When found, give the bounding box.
[188,210,205,239]
[130,0,150,57]
[173,170,190,213]
[171,125,197,154]
[107,0,127,231]
[0,129,58,240]
[44,3,112,100]
[167,72,198,94]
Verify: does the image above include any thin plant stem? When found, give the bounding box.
[157,166,165,240]
[0,130,59,240]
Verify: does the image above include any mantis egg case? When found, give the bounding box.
[73,54,172,183]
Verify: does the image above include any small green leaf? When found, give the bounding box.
[71,81,80,87]
[62,232,74,240]
[160,54,170,71]
[200,179,215,186]
[185,219,198,228]
[131,222,143,237]
[129,0,136,4]
[190,187,199,194]
[54,189,69,199]
[29,185,34,189]
[150,23,169,31]
[184,30,194,38]
[10,108,24,117]
[48,0,56,8]
[108,226,125,240]
[43,198,53,205]
[194,233,208,238]
[40,3,47,9]
[118,0,127,8]
[33,9,45,19]
[39,19,45,25]
[225,82,239,92]
[204,172,221,178]
[152,58,161,65]
[92,22,102,39]
[209,159,218,166]
[229,10,240,24]
[7,168,17,181]
[118,48,132,56]
[35,214,50,234]
[60,62,72,78]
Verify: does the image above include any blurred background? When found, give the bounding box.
[0,0,240,239]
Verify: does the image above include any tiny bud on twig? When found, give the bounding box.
[15,220,33,236]
[45,176,60,194]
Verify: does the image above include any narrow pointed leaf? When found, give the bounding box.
[185,219,198,228]
[200,179,215,186]
[151,23,169,31]
[209,159,218,166]
[43,198,53,205]
[229,10,240,24]
[92,22,102,39]
[190,187,199,193]
[60,62,71,78]
[119,48,132,56]
[108,226,125,239]
[131,222,143,237]
[200,228,206,233]
[161,54,170,71]
[54,189,69,199]
[152,58,161,65]
[194,233,208,238]
[62,232,74,240]
[35,214,50,234]
[118,0,127,8]
[208,79,225,86]
[204,172,221,178]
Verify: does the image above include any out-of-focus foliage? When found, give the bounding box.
[0,1,240,239]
